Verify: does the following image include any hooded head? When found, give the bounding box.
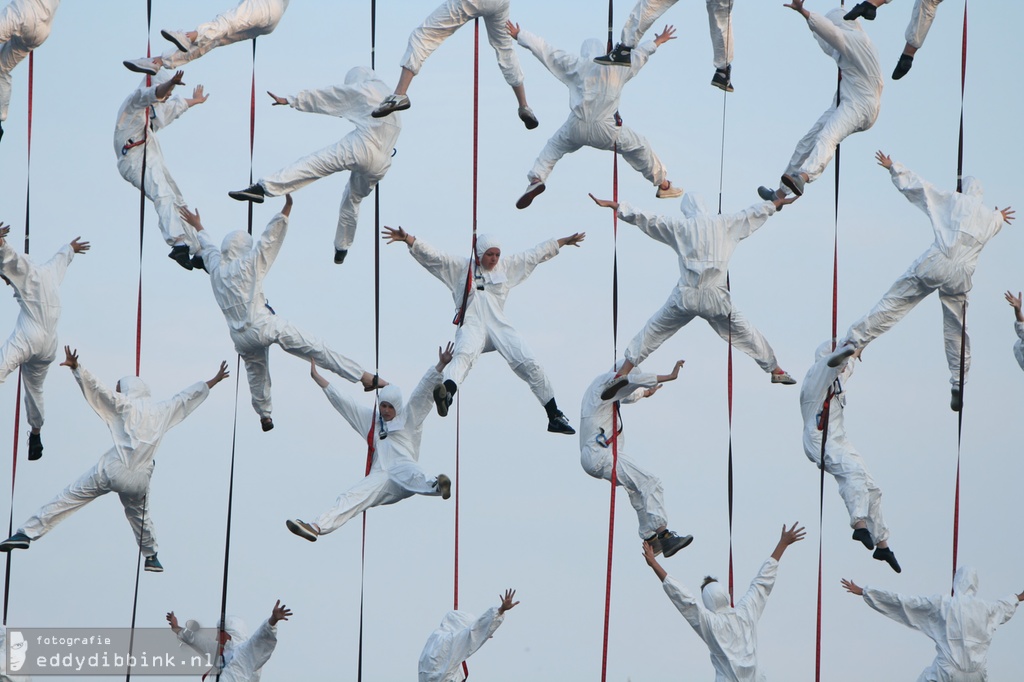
[116,375,151,399]
[580,38,606,61]
[220,231,254,262]
[476,234,502,271]
[952,565,979,597]
[437,610,475,634]
[679,193,710,219]
[701,579,732,613]
[378,385,404,421]
[345,66,374,85]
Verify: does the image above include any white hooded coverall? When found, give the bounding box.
[418,607,504,682]
[17,367,209,556]
[617,196,782,373]
[783,9,882,186]
[662,559,778,681]
[113,71,194,248]
[839,166,1004,387]
[861,566,1018,681]
[178,615,276,682]
[312,369,445,534]
[618,0,735,69]
[879,0,944,49]
[0,241,75,430]
[517,31,667,188]
[157,0,290,70]
[188,211,364,418]
[1012,322,1024,372]
[259,67,402,253]
[401,0,523,87]
[580,368,667,539]
[800,342,889,544]
[408,234,559,405]
[0,0,59,123]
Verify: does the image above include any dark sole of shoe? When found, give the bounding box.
[0,543,29,552]
[781,175,804,197]
[261,419,274,432]
[161,29,190,52]
[600,377,629,401]
[710,81,735,93]
[371,103,411,119]
[520,115,539,130]
[123,61,157,76]
[28,452,42,461]
[144,567,164,573]
[286,520,318,542]
[434,391,450,418]
[593,58,632,67]
[827,347,856,368]
[516,183,545,210]
[228,191,265,204]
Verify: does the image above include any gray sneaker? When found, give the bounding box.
[372,94,410,118]
[518,106,539,130]
[144,554,164,572]
[826,345,856,368]
[286,519,319,542]
[758,186,779,202]
[161,29,192,52]
[781,173,805,197]
[771,371,797,385]
[660,531,694,558]
[436,474,452,500]
[950,386,962,412]
[515,180,546,209]
[123,58,159,76]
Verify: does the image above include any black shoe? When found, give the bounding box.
[433,383,454,417]
[600,376,629,401]
[852,528,874,550]
[892,54,914,80]
[190,255,206,272]
[168,244,194,270]
[873,546,901,573]
[261,416,274,432]
[28,432,42,461]
[334,249,348,265]
[518,106,539,130]
[950,387,962,412]
[843,1,877,21]
[0,120,5,144]
[0,532,30,551]
[594,43,632,67]
[711,66,734,93]
[547,412,576,435]
[144,554,164,572]
[228,183,266,203]
[659,531,694,558]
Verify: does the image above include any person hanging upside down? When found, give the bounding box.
[0,224,88,461]
[419,589,519,682]
[581,358,693,557]
[826,151,1014,412]
[371,0,537,130]
[509,20,683,209]
[589,192,798,395]
[643,522,806,681]
[842,568,1022,682]
[285,348,456,542]
[0,347,229,573]
[842,0,943,79]
[758,0,882,201]
[801,341,900,572]
[123,0,290,76]
[227,67,402,266]
[114,69,209,271]
[179,196,383,432]
[0,0,60,143]
[383,226,580,435]
[594,0,738,92]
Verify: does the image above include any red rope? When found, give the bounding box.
[2,373,22,626]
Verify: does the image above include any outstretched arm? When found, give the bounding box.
[784,0,810,20]
[770,522,806,561]
[515,28,580,86]
[589,194,619,211]
[841,578,863,596]
[184,85,209,107]
[436,342,454,372]
[269,600,292,626]
[642,540,668,581]
[155,71,186,100]
[655,360,685,384]
[498,589,520,615]
[557,232,585,248]
[382,226,416,248]
[206,361,230,389]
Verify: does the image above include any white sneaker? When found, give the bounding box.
[123,58,159,76]
[516,180,546,209]
[826,344,856,368]
[372,94,410,118]
[656,183,683,199]
[161,29,192,52]
[286,519,318,542]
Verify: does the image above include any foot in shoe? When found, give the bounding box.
[892,54,914,80]
[852,528,874,550]
[518,105,539,130]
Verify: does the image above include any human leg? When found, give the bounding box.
[239,345,273,419]
[826,444,890,545]
[335,168,381,252]
[795,102,869,184]
[527,120,582,184]
[581,445,667,539]
[613,124,669,187]
[706,0,734,70]
[620,0,679,47]
[260,137,358,197]
[118,490,158,557]
[844,273,933,349]
[400,0,472,79]
[939,291,969,388]
[624,294,694,366]
[20,356,49,431]
[20,464,111,540]
[705,308,781,374]
[313,472,413,535]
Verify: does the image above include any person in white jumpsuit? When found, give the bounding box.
[589,192,797,392]
[383,226,579,434]
[286,347,455,542]
[581,358,693,557]
[759,2,881,201]
[418,589,519,682]
[842,567,1022,681]
[843,0,943,79]
[227,67,402,265]
[123,0,289,76]
[0,225,87,461]
[643,522,805,681]
[0,0,59,142]
[166,600,291,682]
[594,0,738,92]
[179,197,381,432]
[827,152,1015,412]
[371,0,537,130]
[0,347,228,572]
[114,69,209,271]
[511,22,683,210]
[801,341,900,572]
[1004,291,1024,371]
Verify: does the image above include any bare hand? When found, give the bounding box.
[60,345,79,370]
[653,25,676,46]
[166,611,181,632]
[70,237,91,254]
[642,540,658,565]
[0,224,9,244]
[999,207,1015,224]
[498,588,520,614]
[186,85,209,107]
[784,0,808,16]
[558,232,586,248]
[666,359,685,381]
[588,193,619,211]
[269,599,292,626]
[282,194,293,217]
[310,359,329,388]
[875,150,893,169]
[207,361,230,389]
[505,20,520,40]
[850,346,864,361]
[779,522,806,547]
[267,91,288,106]
[178,206,204,231]
[382,226,410,245]
[841,578,863,596]
[169,70,185,87]
[642,383,663,398]
[773,195,798,210]
[437,342,455,369]
[1005,290,1022,311]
